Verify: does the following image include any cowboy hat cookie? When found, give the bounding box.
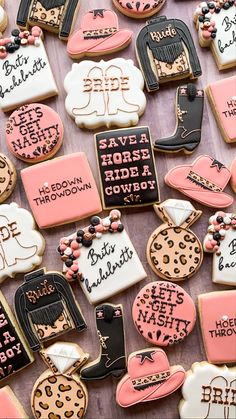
[0,386,29,418]
[31,342,89,418]
[0,203,45,282]
[14,268,86,352]
[206,76,236,143]
[0,153,17,203]
[95,126,160,209]
[0,290,34,382]
[67,9,133,59]
[6,104,64,163]
[198,291,236,364]
[132,281,196,346]
[165,155,234,208]
[58,210,146,304]
[204,211,236,286]
[112,0,166,19]
[136,16,202,92]
[0,27,58,112]
[154,84,204,154]
[0,1,7,37]
[64,58,146,129]
[147,200,203,281]
[194,2,236,70]
[179,362,236,419]
[17,0,80,40]
[116,348,185,407]
[21,152,102,228]
[230,157,236,193]
[81,304,126,381]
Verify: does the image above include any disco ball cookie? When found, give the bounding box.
[0,153,17,203]
[132,281,196,346]
[113,1,166,19]
[6,104,64,163]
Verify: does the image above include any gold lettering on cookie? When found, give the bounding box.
[150,24,177,42]
[0,221,21,242]
[83,76,130,92]
[26,279,55,304]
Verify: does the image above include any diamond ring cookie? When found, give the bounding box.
[194,1,236,70]
[64,58,146,129]
[31,342,89,419]
[136,16,202,92]
[0,386,29,419]
[58,210,146,304]
[0,202,45,283]
[132,281,196,346]
[6,104,64,163]
[147,200,203,281]
[67,9,133,59]
[198,291,236,364]
[112,0,166,19]
[0,153,17,203]
[17,0,81,41]
[206,76,236,143]
[0,0,7,36]
[204,211,236,286]
[0,27,58,112]
[179,362,236,419]
[165,155,234,208]
[95,126,160,209]
[116,348,185,408]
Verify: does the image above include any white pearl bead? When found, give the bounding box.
[205,12,212,19]
[224,216,231,225]
[64,247,72,256]
[34,39,40,47]
[102,217,111,227]
[96,232,102,239]
[219,229,226,236]
[209,215,216,224]
[207,234,213,241]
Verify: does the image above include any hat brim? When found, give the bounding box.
[67,30,132,57]
[116,365,185,408]
[165,166,233,208]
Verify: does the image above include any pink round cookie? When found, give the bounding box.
[112,0,166,18]
[132,281,196,346]
[5,103,63,163]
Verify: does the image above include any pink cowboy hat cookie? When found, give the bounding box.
[67,9,133,59]
[116,348,185,408]
[165,155,233,208]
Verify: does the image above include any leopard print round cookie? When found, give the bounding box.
[112,0,166,19]
[0,153,17,203]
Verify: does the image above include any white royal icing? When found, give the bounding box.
[64,58,146,129]
[0,202,45,282]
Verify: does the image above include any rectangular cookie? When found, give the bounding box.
[0,386,28,418]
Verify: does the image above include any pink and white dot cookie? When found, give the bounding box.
[113,1,166,19]
[6,104,63,163]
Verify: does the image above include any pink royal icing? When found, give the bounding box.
[113,0,165,17]
[230,156,236,192]
[0,386,28,419]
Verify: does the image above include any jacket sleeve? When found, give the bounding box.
[55,274,87,332]
[175,19,202,78]
[136,26,159,91]
[14,288,40,351]
[59,0,79,40]
[16,0,32,28]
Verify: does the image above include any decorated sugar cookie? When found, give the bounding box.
[81,304,126,381]
[206,76,236,143]
[0,153,17,203]
[0,203,45,283]
[204,211,236,286]
[0,27,58,112]
[31,342,89,419]
[132,281,196,346]
[179,362,236,419]
[165,155,234,208]
[14,268,87,352]
[64,58,146,129]
[21,152,102,228]
[0,290,33,382]
[198,291,236,364]
[58,210,146,304]
[147,200,203,281]
[116,348,185,408]
[136,16,202,92]
[17,0,80,40]
[113,0,166,18]
[230,156,236,193]
[0,386,29,418]
[67,9,133,59]
[194,2,236,70]
[6,104,64,163]
[95,126,159,209]
[0,0,7,36]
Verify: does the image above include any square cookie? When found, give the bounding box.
[95,127,159,209]
[206,76,236,143]
[21,153,102,228]
[198,291,236,364]
[0,386,28,418]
